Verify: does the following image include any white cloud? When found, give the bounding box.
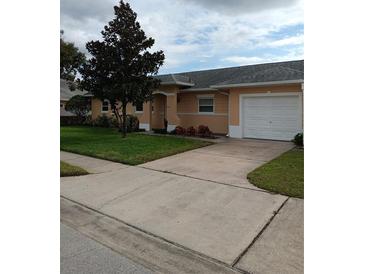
[222,48,304,66]
[222,56,265,65]
[267,34,304,47]
[179,0,299,15]
[61,0,304,73]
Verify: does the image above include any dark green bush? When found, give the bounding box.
[94,114,113,127]
[92,114,139,132]
[153,128,167,134]
[60,116,83,126]
[126,115,139,132]
[83,115,93,126]
[293,133,304,147]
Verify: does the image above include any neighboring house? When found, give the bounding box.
[60,79,88,116]
[91,60,304,141]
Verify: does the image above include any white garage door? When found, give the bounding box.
[241,95,301,141]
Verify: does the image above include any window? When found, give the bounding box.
[102,100,109,112]
[135,102,143,112]
[198,97,214,113]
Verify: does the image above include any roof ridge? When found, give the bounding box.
[157,59,304,76]
[277,65,304,74]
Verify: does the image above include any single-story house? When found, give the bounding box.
[60,79,88,116]
[91,60,304,141]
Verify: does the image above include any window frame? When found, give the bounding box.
[198,96,215,114]
[101,99,110,112]
[134,102,144,113]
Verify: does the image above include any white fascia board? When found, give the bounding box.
[160,81,195,87]
[179,88,218,92]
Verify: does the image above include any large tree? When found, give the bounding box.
[65,95,91,121]
[60,30,86,82]
[79,1,165,137]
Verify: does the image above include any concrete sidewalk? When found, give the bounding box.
[61,151,128,173]
[61,150,303,273]
[236,198,304,274]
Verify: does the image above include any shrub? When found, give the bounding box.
[175,126,186,135]
[83,115,93,126]
[169,128,177,135]
[65,95,91,119]
[126,115,139,132]
[60,116,83,126]
[293,133,303,147]
[197,125,212,138]
[94,114,113,127]
[111,116,119,128]
[186,126,196,136]
[153,128,167,134]
[92,114,139,131]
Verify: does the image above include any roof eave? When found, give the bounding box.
[210,79,304,89]
[160,81,195,87]
[178,87,219,92]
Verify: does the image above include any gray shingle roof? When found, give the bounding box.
[156,60,304,89]
[155,74,194,86]
[60,107,76,117]
[60,79,88,101]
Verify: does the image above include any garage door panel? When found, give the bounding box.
[241,95,301,141]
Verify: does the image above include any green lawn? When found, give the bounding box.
[247,148,304,198]
[60,126,211,165]
[60,161,89,177]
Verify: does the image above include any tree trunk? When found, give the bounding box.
[121,102,127,138]
[112,107,123,134]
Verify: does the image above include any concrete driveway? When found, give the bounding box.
[61,140,302,273]
[140,138,294,189]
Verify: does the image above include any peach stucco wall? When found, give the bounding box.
[177,92,228,113]
[228,84,303,126]
[91,82,301,135]
[151,94,166,129]
[176,91,229,134]
[178,114,228,134]
[91,98,146,120]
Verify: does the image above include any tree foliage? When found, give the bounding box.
[60,30,86,82]
[79,1,165,137]
[65,95,91,119]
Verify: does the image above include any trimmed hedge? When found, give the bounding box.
[60,116,84,126]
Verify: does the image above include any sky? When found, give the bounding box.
[60,0,304,74]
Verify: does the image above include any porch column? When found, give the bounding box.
[138,101,152,131]
[166,93,180,132]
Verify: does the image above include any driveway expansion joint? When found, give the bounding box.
[231,196,290,267]
[138,165,274,194]
[190,150,269,163]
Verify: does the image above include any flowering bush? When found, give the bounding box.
[197,125,212,138]
[186,126,196,136]
[175,126,186,135]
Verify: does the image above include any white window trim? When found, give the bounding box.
[198,96,215,114]
[101,99,110,113]
[134,104,143,114]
